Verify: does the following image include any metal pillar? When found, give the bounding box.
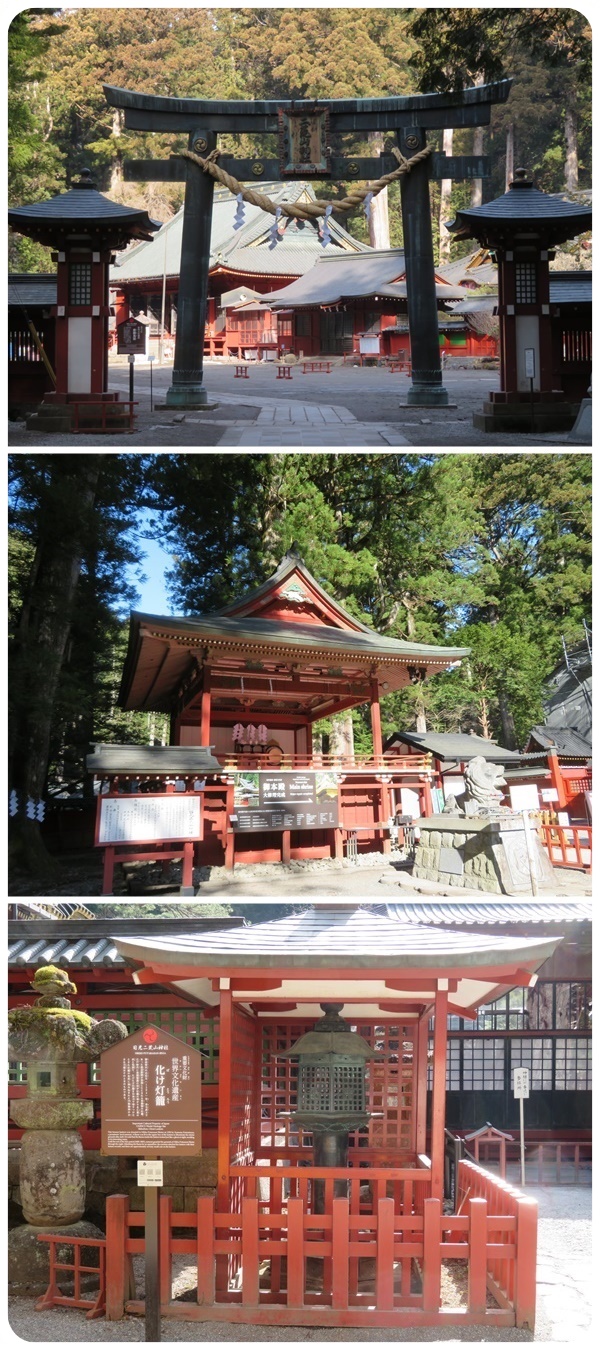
[399,127,449,406]
[313,1129,349,1213]
[165,129,216,408]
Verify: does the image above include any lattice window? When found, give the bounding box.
[515,262,537,304]
[431,1037,504,1090]
[554,1037,592,1090]
[88,1008,219,1084]
[510,1037,553,1090]
[69,262,92,306]
[230,1005,258,1165]
[260,1020,415,1154]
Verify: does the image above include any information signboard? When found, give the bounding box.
[101,1027,203,1156]
[117,318,148,355]
[232,769,339,832]
[98,794,201,844]
[513,1066,530,1099]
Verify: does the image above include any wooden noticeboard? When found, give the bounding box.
[97,793,201,844]
[100,1027,203,1156]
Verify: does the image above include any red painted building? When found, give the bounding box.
[92,552,468,886]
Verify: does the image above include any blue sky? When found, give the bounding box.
[126,510,174,614]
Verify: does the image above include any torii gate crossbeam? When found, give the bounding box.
[105,81,511,410]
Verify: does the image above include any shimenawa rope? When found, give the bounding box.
[179,143,431,221]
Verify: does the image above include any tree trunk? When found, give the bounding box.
[438,128,454,267]
[498,690,518,751]
[505,123,515,191]
[367,132,390,250]
[471,126,484,207]
[9,458,102,874]
[564,102,579,193]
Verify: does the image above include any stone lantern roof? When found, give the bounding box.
[8,169,160,248]
[447,169,592,249]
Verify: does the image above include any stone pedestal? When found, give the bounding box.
[413,814,555,894]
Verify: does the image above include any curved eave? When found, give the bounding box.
[112,917,560,1021]
[104,80,512,119]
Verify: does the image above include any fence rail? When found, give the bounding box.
[537,823,591,870]
[36,1234,106,1319]
[103,1158,537,1329]
[219,752,431,773]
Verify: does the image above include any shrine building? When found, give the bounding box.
[88,552,467,889]
[99,904,555,1328]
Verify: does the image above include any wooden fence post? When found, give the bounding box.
[242,1195,260,1306]
[514,1196,538,1330]
[376,1196,395,1310]
[196,1196,215,1305]
[467,1197,488,1315]
[286,1197,305,1308]
[105,1194,129,1320]
[422,1196,441,1312]
[331,1197,350,1309]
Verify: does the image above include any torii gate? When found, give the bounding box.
[104,80,511,409]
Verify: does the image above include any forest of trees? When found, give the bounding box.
[8,452,591,875]
[8,7,592,269]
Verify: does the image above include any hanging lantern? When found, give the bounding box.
[278,1004,384,1207]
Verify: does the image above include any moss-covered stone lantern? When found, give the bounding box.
[8,964,127,1291]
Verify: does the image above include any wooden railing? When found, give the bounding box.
[104,1154,537,1329]
[230,1160,432,1217]
[218,751,431,773]
[537,822,592,870]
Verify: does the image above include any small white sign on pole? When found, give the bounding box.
[524,348,536,379]
[514,1066,530,1188]
[513,1066,530,1099]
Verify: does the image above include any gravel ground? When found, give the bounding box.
[8,850,591,899]
[8,362,585,447]
[7,1184,591,1344]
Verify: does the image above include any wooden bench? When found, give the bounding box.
[388,358,411,373]
[301,359,333,374]
[276,364,293,379]
[234,364,249,378]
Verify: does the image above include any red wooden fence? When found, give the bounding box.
[104,1159,537,1329]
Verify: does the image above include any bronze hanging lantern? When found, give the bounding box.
[279,1003,384,1207]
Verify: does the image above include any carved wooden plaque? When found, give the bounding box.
[278,108,331,176]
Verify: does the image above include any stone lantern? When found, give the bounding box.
[448,169,591,432]
[280,1003,383,1209]
[8,964,128,1291]
[8,170,159,433]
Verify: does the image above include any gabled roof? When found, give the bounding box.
[8,274,57,308]
[264,250,464,308]
[386,900,591,925]
[384,730,521,763]
[111,183,369,286]
[526,726,592,757]
[449,173,592,247]
[119,553,469,711]
[111,904,561,1020]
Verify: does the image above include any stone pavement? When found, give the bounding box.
[9,361,584,447]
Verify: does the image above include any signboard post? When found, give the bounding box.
[513,1065,530,1187]
[101,1027,204,1342]
[524,347,536,430]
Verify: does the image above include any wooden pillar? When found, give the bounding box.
[430,982,448,1200]
[370,677,384,763]
[547,747,568,809]
[415,1012,430,1156]
[200,667,211,746]
[225,779,235,869]
[217,983,233,1210]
